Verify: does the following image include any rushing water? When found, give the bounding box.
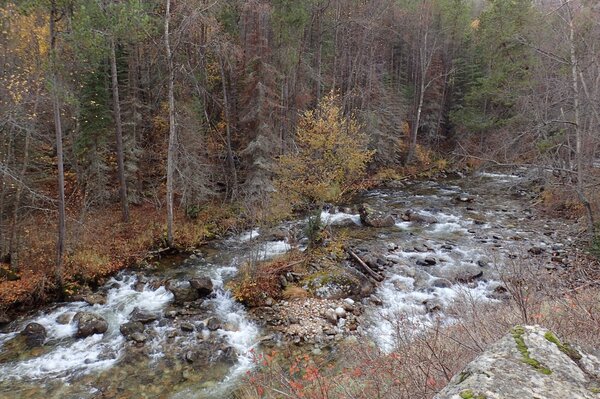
[0,170,570,398]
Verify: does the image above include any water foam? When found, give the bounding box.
[0,274,173,381]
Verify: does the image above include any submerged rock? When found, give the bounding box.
[73,312,108,338]
[435,325,600,399]
[21,322,46,347]
[358,204,395,228]
[55,312,73,325]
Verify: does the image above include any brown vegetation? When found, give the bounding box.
[239,259,600,399]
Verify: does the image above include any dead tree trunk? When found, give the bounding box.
[110,36,129,223]
[50,0,66,285]
[165,0,176,247]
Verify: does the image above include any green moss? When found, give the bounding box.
[511,326,553,375]
[589,387,600,394]
[544,331,582,362]
[460,390,474,399]
[459,390,486,399]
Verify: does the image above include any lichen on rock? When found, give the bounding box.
[435,325,600,399]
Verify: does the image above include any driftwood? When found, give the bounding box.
[346,249,384,282]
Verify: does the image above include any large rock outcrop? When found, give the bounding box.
[435,325,600,399]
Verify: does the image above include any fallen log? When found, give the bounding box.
[346,249,384,282]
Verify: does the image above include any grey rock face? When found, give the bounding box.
[435,325,600,399]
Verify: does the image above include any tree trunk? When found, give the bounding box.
[566,1,594,238]
[110,36,129,223]
[407,78,425,165]
[165,0,176,247]
[219,54,238,200]
[50,0,66,285]
[9,101,34,272]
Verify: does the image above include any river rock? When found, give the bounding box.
[180,322,195,332]
[129,332,147,343]
[206,317,221,331]
[83,293,107,306]
[435,325,600,399]
[324,308,338,324]
[73,312,108,338]
[56,312,73,325]
[423,298,443,313]
[120,321,144,338]
[129,307,158,324]
[166,280,199,304]
[404,210,438,224]
[528,246,545,255]
[21,322,46,347]
[358,204,395,228]
[335,307,347,319]
[448,265,484,284]
[454,194,475,203]
[189,277,213,297]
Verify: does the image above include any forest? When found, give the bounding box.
[0,0,600,398]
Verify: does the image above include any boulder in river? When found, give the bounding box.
[120,321,144,338]
[21,322,46,347]
[166,280,199,304]
[446,265,484,284]
[73,312,108,338]
[404,210,438,224]
[129,307,158,324]
[358,204,395,228]
[435,325,600,399]
[83,294,107,306]
[189,277,213,297]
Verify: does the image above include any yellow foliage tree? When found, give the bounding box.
[277,93,375,206]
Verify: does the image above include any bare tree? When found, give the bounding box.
[49,0,66,284]
[165,0,176,246]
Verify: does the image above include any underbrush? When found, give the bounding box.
[227,252,306,307]
[238,260,600,399]
[0,201,248,311]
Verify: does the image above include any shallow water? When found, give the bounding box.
[0,170,568,398]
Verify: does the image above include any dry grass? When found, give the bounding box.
[227,252,306,307]
[282,285,309,300]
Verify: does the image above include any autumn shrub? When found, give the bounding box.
[276,93,375,209]
[227,253,304,307]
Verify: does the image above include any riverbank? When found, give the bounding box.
[0,162,445,320]
[0,201,249,319]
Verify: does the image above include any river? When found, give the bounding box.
[0,170,575,398]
